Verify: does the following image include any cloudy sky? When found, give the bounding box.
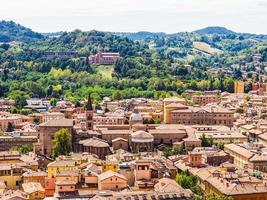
[0,0,266,34]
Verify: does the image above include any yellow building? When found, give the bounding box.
[22,182,45,200]
[47,160,78,178]
[163,97,187,124]
[0,164,22,189]
[234,81,245,94]
[224,143,253,169]
[191,165,267,200]
[103,161,118,172]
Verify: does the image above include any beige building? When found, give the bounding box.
[0,114,23,131]
[193,125,247,144]
[98,170,127,191]
[163,97,187,124]
[170,106,235,127]
[224,143,253,169]
[94,115,124,125]
[38,119,73,157]
[78,137,110,159]
[192,95,218,104]
[0,135,37,151]
[44,112,65,122]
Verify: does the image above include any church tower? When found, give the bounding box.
[86,94,94,130]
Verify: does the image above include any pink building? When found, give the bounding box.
[89,52,120,64]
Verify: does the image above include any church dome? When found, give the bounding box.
[131,130,153,143]
[129,108,143,122]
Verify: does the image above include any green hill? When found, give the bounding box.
[0,20,44,43]
[194,26,236,35]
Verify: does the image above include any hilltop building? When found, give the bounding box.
[89,52,120,64]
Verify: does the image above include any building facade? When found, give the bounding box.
[89,52,120,64]
[170,106,235,127]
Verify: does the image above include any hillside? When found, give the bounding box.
[193,42,223,55]
[113,31,167,40]
[194,26,236,35]
[0,20,44,43]
[0,21,266,105]
[32,30,147,57]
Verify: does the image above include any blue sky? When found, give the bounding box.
[0,0,266,34]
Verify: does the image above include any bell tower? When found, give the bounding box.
[86,94,94,130]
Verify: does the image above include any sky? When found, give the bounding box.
[0,0,267,34]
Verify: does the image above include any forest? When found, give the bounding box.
[0,20,266,109]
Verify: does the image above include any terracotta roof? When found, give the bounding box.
[79,137,110,148]
[154,178,186,193]
[1,190,26,200]
[47,160,76,167]
[163,97,186,102]
[224,144,254,159]
[56,170,80,177]
[148,129,186,134]
[258,132,267,141]
[98,170,127,181]
[165,103,188,108]
[22,182,45,194]
[39,118,73,127]
[56,180,76,186]
[249,154,267,162]
[101,130,132,135]
[171,106,233,114]
[240,124,256,130]
[131,130,153,139]
[23,171,47,177]
[112,137,128,143]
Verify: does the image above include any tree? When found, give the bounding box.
[176,172,203,196]
[112,91,122,100]
[8,90,29,109]
[19,145,32,154]
[6,122,14,132]
[206,194,233,200]
[176,172,196,189]
[9,145,32,154]
[52,128,72,159]
[200,134,213,147]
[33,117,40,124]
[236,107,244,114]
[162,147,172,158]
[218,142,224,150]
[74,101,81,108]
[154,118,162,124]
[50,98,57,107]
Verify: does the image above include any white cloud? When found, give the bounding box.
[0,0,266,33]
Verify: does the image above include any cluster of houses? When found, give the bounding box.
[0,76,266,199]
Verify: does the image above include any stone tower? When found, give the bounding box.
[86,94,94,130]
